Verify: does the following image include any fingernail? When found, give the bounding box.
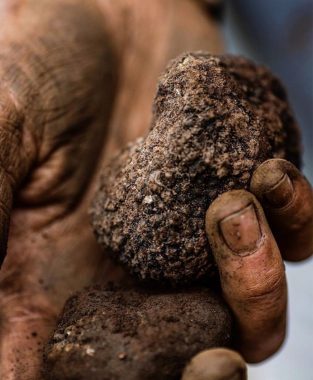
[219,204,261,254]
[264,173,294,208]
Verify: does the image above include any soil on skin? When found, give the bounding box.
[91,52,301,284]
[43,285,232,380]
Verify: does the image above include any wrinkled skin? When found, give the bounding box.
[0,1,312,380]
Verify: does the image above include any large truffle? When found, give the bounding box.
[43,286,232,380]
[91,52,301,283]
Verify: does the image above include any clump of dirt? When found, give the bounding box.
[90,52,301,283]
[43,285,232,380]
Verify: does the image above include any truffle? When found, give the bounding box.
[90,52,301,283]
[43,286,232,380]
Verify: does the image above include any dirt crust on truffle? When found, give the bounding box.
[43,286,232,380]
[91,52,301,283]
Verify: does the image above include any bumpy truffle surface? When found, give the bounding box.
[43,286,232,380]
[91,52,301,283]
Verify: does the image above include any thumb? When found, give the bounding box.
[205,190,287,362]
[182,348,247,380]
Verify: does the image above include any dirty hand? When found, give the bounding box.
[180,157,313,380]
[0,1,119,379]
[0,1,312,380]
[181,158,313,379]
[0,0,221,378]
[205,159,313,363]
[0,0,226,378]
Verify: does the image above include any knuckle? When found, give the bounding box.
[243,272,285,304]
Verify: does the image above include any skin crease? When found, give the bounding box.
[0,0,312,379]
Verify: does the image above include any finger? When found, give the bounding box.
[250,158,313,261]
[206,190,287,363]
[182,348,247,380]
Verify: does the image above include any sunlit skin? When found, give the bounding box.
[0,1,312,379]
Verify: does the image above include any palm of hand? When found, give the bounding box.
[0,82,112,379]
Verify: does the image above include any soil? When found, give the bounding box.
[43,285,232,380]
[90,52,301,284]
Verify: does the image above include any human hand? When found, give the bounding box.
[0,1,120,379]
[1,0,311,379]
[205,159,313,363]
[0,1,223,379]
[180,159,312,379]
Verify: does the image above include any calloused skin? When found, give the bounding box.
[0,1,312,380]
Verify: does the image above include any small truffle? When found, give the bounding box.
[43,286,232,380]
[90,52,301,283]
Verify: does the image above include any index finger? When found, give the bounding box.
[206,190,287,363]
[250,159,313,261]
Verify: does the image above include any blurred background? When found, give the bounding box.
[223,1,313,379]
